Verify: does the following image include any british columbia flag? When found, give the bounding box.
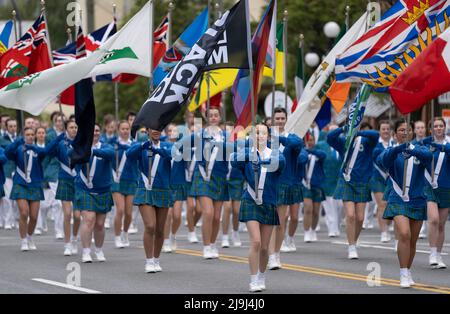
[335,0,450,89]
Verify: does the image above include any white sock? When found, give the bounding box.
[83,248,91,255]
[146,258,154,264]
[430,247,438,255]
[222,234,229,241]
[250,275,258,283]
[257,271,265,281]
[154,258,160,264]
[170,233,175,240]
[400,268,409,276]
[94,247,102,253]
[21,237,27,243]
[349,244,356,250]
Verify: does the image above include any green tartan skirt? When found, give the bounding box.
[227,178,244,201]
[383,202,427,221]
[189,170,229,201]
[333,177,372,203]
[171,183,190,202]
[10,184,44,201]
[302,185,325,203]
[73,190,113,214]
[134,187,173,208]
[277,183,303,206]
[239,198,279,226]
[111,180,138,196]
[370,175,387,193]
[56,178,75,201]
[425,185,450,209]
[0,187,5,198]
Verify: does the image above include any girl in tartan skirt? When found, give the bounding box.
[378,120,432,288]
[422,118,449,269]
[111,121,139,249]
[0,147,7,229]
[74,124,115,263]
[327,124,379,259]
[127,129,173,273]
[47,120,80,257]
[5,127,60,252]
[231,123,286,292]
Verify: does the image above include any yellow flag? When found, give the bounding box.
[188,69,238,112]
[263,49,285,85]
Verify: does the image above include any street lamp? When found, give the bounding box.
[305,52,320,68]
[323,21,341,39]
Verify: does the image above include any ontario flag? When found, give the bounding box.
[0,13,51,89]
[390,27,450,114]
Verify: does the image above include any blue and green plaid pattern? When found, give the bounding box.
[277,184,303,206]
[424,185,438,203]
[111,180,138,196]
[56,178,75,201]
[189,170,229,201]
[239,198,279,225]
[73,190,113,214]
[370,175,387,193]
[171,183,190,202]
[291,184,304,204]
[134,187,173,208]
[383,203,427,221]
[227,178,244,201]
[302,185,325,203]
[0,187,5,198]
[10,184,44,201]
[426,186,450,209]
[333,177,372,203]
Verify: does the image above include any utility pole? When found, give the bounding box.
[86,0,95,32]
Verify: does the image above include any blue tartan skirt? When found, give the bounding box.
[383,202,427,221]
[73,190,113,214]
[425,186,450,209]
[302,185,325,203]
[227,178,244,201]
[370,175,387,193]
[0,187,5,198]
[56,178,75,201]
[424,185,438,203]
[333,177,372,203]
[134,187,173,208]
[189,170,229,201]
[171,183,190,202]
[111,180,138,196]
[239,198,279,225]
[277,183,303,206]
[10,184,44,201]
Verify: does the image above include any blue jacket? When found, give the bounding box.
[0,147,8,186]
[74,143,115,194]
[127,141,172,190]
[316,138,342,196]
[272,133,303,186]
[304,148,326,188]
[424,140,450,189]
[231,147,286,206]
[45,127,64,182]
[100,133,118,146]
[379,143,432,207]
[47,135,77,181]
[111,139,139,183]
[0,133,17,178]
[295,149,309,185]
[327,128,379,183]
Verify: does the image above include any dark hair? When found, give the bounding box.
[94,123,101,130]
[118,120,130,129]
[414,120,425,128]
[5,119,16,128]
[126,112,136,120]
[256,122,270,134]
[69,114,76,121]
[23,127,35,134]
[394,119,408,133]
[65,120,77,129]
[430,117,446,129]
[35,126,46,134]
[103,114,115,127]
[360,122,372,130]
[378,120,390,130]
[273,107,287,118]
[51,112,64,123]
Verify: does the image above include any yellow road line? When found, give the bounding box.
[175,249,450,294]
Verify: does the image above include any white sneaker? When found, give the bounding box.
[311,230,318,242]
[128,225,138,234]
[429,253,439,267]
[20,239,29,252]
[27,237,37,250]
[71,240,78,254]
[380,231,391,243]
[104,221,110,229]
[315,224,321,232]
[188,232,199,243]
[210,244,219,259]
[115,236,125,249]
[145,260,156,273]
[304,230,311,243]
[5,224,12,230]
[268,254,279,270]
[170,236,177,251]
[276,253,282,269]
[436,255,447,269]
[348,246,359,260]
[82,252,93,263]
[280,240,290,253]
[249,282,262,292]
[121,233,130,247]
[64,244,72,256]
[162,240,172,253]
[388,224,394,232]
[94,250,106,262]
[203,246,213,259]
[400,273,410,288]
[154,260,162,272]
[34,229,42,235]
[257,274,266,291]
[367,222,374,229]
[231,231,242,247]
[55,232,64,240]
[221,236,230,248]
[408,270,415,286]
[288,238,297,252]
[394,240,398,252]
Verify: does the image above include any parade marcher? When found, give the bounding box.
[0,146,8,231]
[128,128,173,273]
[112,121,138,249]
[74,124,114,263]
[371,120,394,243]
[423,118,449,269]
[5,127,59,251]
[302,132,326,243]
[268,107,303,270]
[378,120,432,288]
[328,123,379,259]
[231,123,286,292]
[189,108,230,259]
[0,115,10,137]
[413,120,428,240]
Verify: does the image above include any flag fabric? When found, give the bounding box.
[390,26,450,114]
[326,81,351,113]
[187,68,238,112]
[232,0,275,128]
[134,0,249,131]
[344,84,372,150]
[336,0,450,89]
[263,22,285,85]
[0,21,13,55]
[0,13,52,89]
[285,12,368,137]
[71,78,96,166]
[294,36,305,101]
[153,9,209,87]
[315,98,332,130]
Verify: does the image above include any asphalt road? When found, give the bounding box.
[0,216,449,294]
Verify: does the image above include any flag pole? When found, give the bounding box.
[148,0,155,96]
[206,0,211,121]
[215,1,226,121]
[431,99,436,183]
[271,2,278,121]
[402,114,411,197]
[283,9,288,111]
[168,2,174,48]
[12,10,24,132]
[113,4,119,124]
[344,5,350,127]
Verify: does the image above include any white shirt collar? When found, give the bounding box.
[152,141,161,149]
[93,142,102,149]
[37,142,45,148]
[119,137,132,145]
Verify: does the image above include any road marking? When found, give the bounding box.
[31,278,101,294]
[175,249,450,294]
[331,241,448,255]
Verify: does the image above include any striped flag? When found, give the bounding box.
[0,21,13,55]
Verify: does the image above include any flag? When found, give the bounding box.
[326,81,351,113]
[187,68,238,112]
[390,26,450,114]
[336,0,450,89]
[344,84,372,150]
[0,13,51,88]
[0,21,13,55]
[71,78,96,166]
[315,98,332,130]
[153,8,209,87]
[294,36,304,101]
[285,12,368,137]
[263,22,285,85]
[0,43,113,115]
[232,0,275,128]
[134,0,249,131]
